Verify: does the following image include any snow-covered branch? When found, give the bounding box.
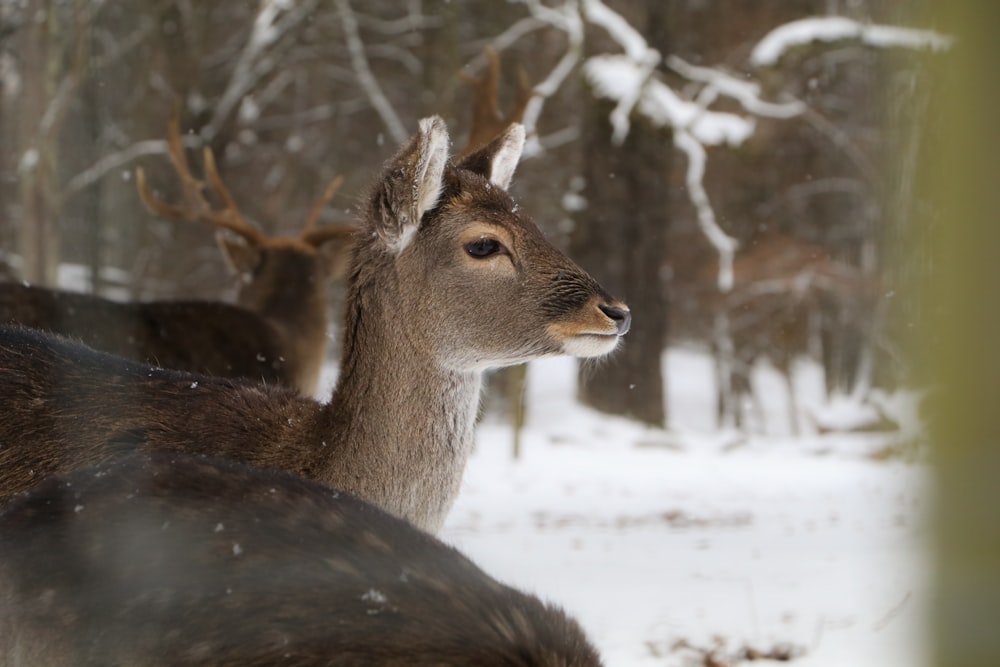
[582,0,658,64]
[512,0,584,154]
[501,4,950,296]
[665,55,805,119]
[750,17,953,67]
[581,0,660,144]
[674,131,737,291]
[575,1,744,289]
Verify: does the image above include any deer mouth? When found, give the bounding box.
[561,332,622,358]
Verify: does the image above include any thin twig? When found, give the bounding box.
[62,137,199,200]
[205,0,320,141]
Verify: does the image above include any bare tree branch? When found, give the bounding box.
[353,10,442,35]
[335,0,408,144]
[204,0,321,141]
[515,0,584,154]
[465,16,548,72]
[63,136,200,200]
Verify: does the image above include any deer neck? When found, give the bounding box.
[251,276,329,396]
[318,277,482,533]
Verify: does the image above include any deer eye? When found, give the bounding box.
[465,238,505,258]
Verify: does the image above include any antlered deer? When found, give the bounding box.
[0,111,354,396]
[460,46,534,156]
[0,117,630,532]
[0,450,604,666]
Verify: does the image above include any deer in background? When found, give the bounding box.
[0,450,604,666]
[460,46,536,456]
[460,46,534,156]
[703,233,872,435]
[0,116,630,533]
[0,110,354,396]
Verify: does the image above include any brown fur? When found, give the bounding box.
[0,450,604,666]
[0,117,629,532]
[0,113,353,396]
[459,46,534,156]
[0,235,343,395]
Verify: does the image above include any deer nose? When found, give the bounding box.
[599,304,631,336]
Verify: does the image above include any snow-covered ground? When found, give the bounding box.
[432,349,930,667]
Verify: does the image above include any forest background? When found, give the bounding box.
[0,0,943,433]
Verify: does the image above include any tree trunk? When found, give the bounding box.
[17,0,61,285]
[573,56,669,427]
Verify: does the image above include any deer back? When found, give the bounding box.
[0,450,603,667]
[0,282,294,385]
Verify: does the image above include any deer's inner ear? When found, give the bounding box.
[455,123,525,190]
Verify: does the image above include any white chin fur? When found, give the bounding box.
[561,334,620,358]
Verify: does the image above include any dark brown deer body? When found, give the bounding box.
[0,451,603,666]
[0,245,337,395]
[0,117,629,532]
[0,114,353,396]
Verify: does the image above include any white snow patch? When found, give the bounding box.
[423,349,931,667]
[583,0,659,64]
[583,56,755,147]
[361,589,388,604]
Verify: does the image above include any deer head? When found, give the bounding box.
[135,109,356,394]
[352,116,629,373]
[135,108,355,314]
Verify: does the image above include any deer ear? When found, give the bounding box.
[217,232,262,278]
[372,116,449,254]
[456,123,525,190]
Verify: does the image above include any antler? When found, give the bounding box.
[136,107,264,246]
[459,46,534,157]
[299,175,356,247]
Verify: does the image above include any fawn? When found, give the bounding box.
[0,116,630,532]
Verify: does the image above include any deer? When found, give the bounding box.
[0,116,630,533]
[0,449,605,666]
[699,233,871,435]
[0,109,355,396]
